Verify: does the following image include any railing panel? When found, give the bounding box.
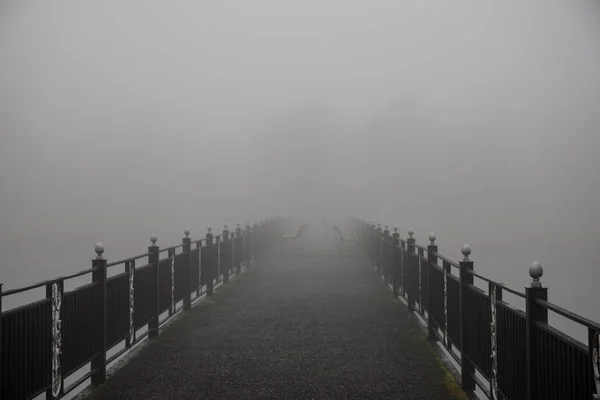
[62,283,100,377]
[429,264,445,332]
[134,264,155,329]
[420,255,429,313]
[173,253,187,303]
[200,245,209,287]
[190,248,200,293]
[1,299,52,400]
[106,273,129,349]
[534,322,590,400]
[463,285,491,379]
[158,258,172,313]
[497,301,527,400]
[447,274,461,349]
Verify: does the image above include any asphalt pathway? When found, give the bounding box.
[86,246,458,399]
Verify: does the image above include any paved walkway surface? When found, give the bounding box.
[87,245,457,399]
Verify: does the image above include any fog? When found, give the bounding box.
[1,0,600,328]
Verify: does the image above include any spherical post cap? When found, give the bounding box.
[224,223,228,230]
[393,225,399,233]
[408,228,414,237]
[184,229,190,237]
[207,227,212,234]
[429,232,436,243]
[461,244,472,260]
[529,261,543,280]
[95,242,105,256]
[150,234,158,245]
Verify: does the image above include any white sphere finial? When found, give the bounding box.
[150,234,158,245]
[393,225,399,233]
[429,232,436,245]
[184,229,190,237]
[224,223,228,230]
[461,244,472,261]
[408,228,414,238]
[95,242,105,259]
[207,227,212,234]
[529,261,543,288]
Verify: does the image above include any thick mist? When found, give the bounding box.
[1,1,599,327]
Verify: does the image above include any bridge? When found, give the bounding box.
[1,217,598,399]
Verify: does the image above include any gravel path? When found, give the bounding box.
[86,247,457,399]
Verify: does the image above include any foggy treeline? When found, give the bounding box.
[1,1,599,320]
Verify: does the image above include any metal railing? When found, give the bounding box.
[353,218,599,400]
[0,218,286,400]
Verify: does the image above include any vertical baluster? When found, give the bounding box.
[125,260,136,347]
[490,282,502,399]
[46,278,64,399]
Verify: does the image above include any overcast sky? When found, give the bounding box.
[1,1,599,248]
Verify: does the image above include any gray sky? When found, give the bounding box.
[1,1,599,260]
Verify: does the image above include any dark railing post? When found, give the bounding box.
[406,228,415,312]
[182,230,192,311]
[91,242,107,386]
[222,224,230,283]
[392,226,400,297]
[526,261,547,400]
[206,228,214,296]
[215,235,221,283]
[236,224,242,274]
[383,224,390,282]
[252,222,258,262]
[245,222,251,268]
[427,233,438,341]
[168,247,175,316]
[459,244,475,394]
[148,235,160,338]
[376,223,382,273]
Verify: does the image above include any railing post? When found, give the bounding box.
[526,261,547,400]
[245,222,251,268]
[222,224,230,283]
[253,222,258,262]
[427,233,437,341]
[125,259,136,347]
[182,229,192,311]
[236,224,242,274]
[406,228,415,312]
[459,244,475,394]
[376,223,382,273]
[91,243,107,386]
[168,247,175,316]
[206,228,214,296]
[392,226,400,297]
[383,224,390,282]
[148,235,160,338]
[215,235,221,283]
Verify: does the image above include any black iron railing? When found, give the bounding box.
[0,218,285,400]
[354,218,599,400]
